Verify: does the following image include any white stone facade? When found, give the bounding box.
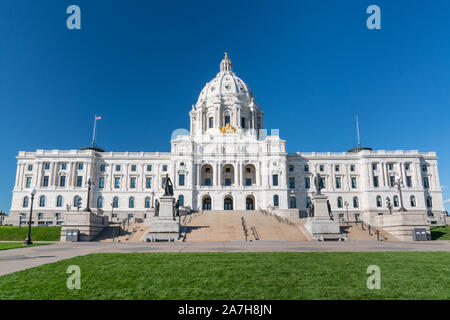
[5,55,446,226]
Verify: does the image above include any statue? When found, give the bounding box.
[174,200,180,217]
[154,199,159,217]
[161,174,174,196]
[306,202,315,217]
[314,174,324,195]
[327,200,333,220]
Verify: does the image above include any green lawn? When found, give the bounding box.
[0,242,49,250]
[430,225,450,240]
[0,252,449,300]
[0,226,60,241]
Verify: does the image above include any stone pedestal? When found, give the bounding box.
[374,212,430,241]
[304,194,341,241]
[144,196,179,242]
[60,212,109,241]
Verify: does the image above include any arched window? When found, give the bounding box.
[426,196,432,208]
[129,197,135,208]
[393,195,399,207]
[178,195,184,206]
[376,196,382,208]
[74,196,81,208]
[113,197,119,208]
[145,197,151,208]
[97,196,103,209]
[289,196,297,209]
[337,197,343,208]
[56,195,63,207]
[23,196,29,208]
[39,195,46,207]
[410,195,416,207]
[273,195,279,207]
[353,196,359,208]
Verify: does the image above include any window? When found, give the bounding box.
[26,177,32,188]
[59,176,66,187]
[130,177,136,189]
[129,197,135,208]
[145,197,151,208]
[131,165,137,172]
[179,174,185,186]
[273,195,279,207]
[225,178,231,186]
[76,176,83,187]
[147,165,152,172]
[56,195,63,207]
[423,177,429,188]
[289,177,295,189]
[272,175,279,186]
[28,164,33,171]
[422,165,427,172]
[335,177,341,189]
[289,196,297,209]
[100,165,106,172]
[246,167,251,173]
[404,163,410,171]
[74,196,81,208]
[116,165,121,171]
[56,213,61,219]
[351,177,357,189]
[305,177,310,189]
[410,196,416,207]
[337,197,343,208]
[373,176,379,187]
[320,177,326,189]
[426,197,432,208]
[97,196,103,209]
[113,197,119,208]
[224,115,230,125]
[289,165,294,172]
[393,195,399,207]
[350,165,355,172]
[61,163,67,170]
[246,178,252,186]
[376,196,382,207]
[112,213,118,218]
[114,177,121,189]
[209,117,214,128]
[335,165,340,172]
[319,165,324,172]
[162,165,168,172]
[39,196,46,207]
[390,176,395,187]
[388,163,394,170]
[146,177,152,189]
[128,213,134,219]
[178,195,184,206]
[241,117,246,128]
[78,163,83,170]
[304,165,309,172]
[42,176,49,187]
[38,213,43,220]
[353,196,359,208]
[98,177,105,189]
[205,178,211,186]
[406,176,412,187]
[225,167,231,173]
[44,162,50,170]
[23,196,29,208]
[372,163,378,170]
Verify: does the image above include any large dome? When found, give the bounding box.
[196,53,254,105]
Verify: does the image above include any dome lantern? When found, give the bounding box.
[220,52,233,72]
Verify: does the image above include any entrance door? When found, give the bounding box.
[246,197,254,210]
[224,197,233,210]
[203,197,211,210]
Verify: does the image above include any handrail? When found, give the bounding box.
[241,217,248,242]
[355,218,388,241]
[251,226,260,240]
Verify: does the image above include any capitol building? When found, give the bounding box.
[5,54,446,227]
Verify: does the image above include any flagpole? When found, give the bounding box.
[92,115,97,148]
[356,115,361,148]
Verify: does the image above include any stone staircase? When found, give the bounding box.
[339,222,393,241]
[95,221,148,242]
[182,210,309,242]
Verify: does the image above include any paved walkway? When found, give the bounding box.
[1,240,449,277]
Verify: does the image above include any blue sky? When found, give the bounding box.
[0,0,449,212]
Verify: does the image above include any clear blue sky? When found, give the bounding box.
[0,0,449,212]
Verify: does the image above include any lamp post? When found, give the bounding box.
[386,197,393,215]
[83,176,93,212]
[344,201,349,225]
[24,188,37,245]
[151,190,155,208]
[394,175,407,212]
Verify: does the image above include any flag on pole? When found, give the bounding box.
[95,116,102,120]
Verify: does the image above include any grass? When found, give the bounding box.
[0,226,60,241]
[0,252,449,300]
[430,225,450,240]
[0,242,49,250]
